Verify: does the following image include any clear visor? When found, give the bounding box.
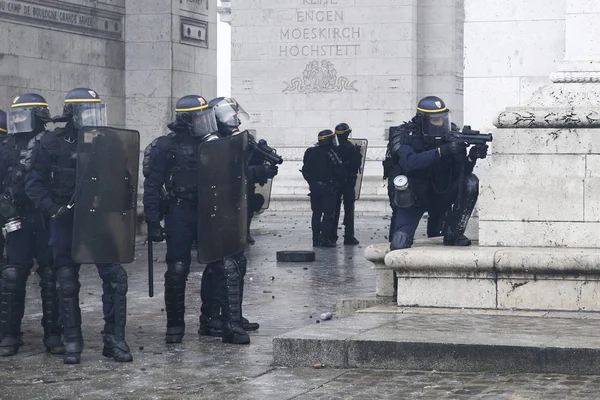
[72,103,107,129]
[214,100,249,128]
[423,113,451,138]
[7,108,35,134]
[191,108,218,138]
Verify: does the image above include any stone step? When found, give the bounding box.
[273,307,600,374]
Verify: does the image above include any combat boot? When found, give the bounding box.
[320,238,336,248]
[221,257,250,345]
[101,267,132,362]
[343,236,360,245]
[443,234,472,246]
[198,304,223,337]
[165,262,190,344]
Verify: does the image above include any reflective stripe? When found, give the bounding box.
[335,128,351,134]
[318,133,334,139]
[417,106,447,113]
[64,98,102,103]
[11,102,48,108]
[175,104,209,112]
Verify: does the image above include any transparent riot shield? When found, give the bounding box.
[197,132,248,263]
[72,127,140,264]
[254,179,273,213]
[349,138,368,200]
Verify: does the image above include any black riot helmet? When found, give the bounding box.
[317,129,337,147]
[209,97,249,137]
[416,96,451,139]
[56,88,107,129]
[169,95,218,139]
[7,93,52,135]
[335,122,352,143]
[0,109,7,139]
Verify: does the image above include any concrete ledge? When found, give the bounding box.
[364,243,394,297]
[273,311,600,373]
[366,238,600,311]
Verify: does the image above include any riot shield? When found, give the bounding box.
[349,138,368,200]
[254,178,273,213]
[197,132,248,263]
[72,127,140,264]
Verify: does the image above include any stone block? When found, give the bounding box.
[492,128,600,154]
[126,0,170,15]
[467,0,564,22]
[497,279,600,311]
[478,177,584,222]
[126,14,171,43]
[397,277,496,308]
[125,70,172,98]
[465,20,564,77]
[125,97,171,128]
[480,154,585,178]
[463,77,520,131]
[125,42,172,70]
[479,221,600,248]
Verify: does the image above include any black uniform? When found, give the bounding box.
[0,94,63,357]
[144,95,252,345]
[330,123,361,245]
[26,88,133,364]
[0,110,7,262]
[302,130,345,248]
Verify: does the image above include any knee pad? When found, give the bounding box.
[223,257,240,279]
[109,266,128,296]
[391,231,413,250]
[1,265,26,291]
[464,174,479,197]
[37,265,56,290]
[165,262,189,286]
[56,267,80,297]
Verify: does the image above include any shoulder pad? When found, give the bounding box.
[22,132,45,171]
[142,137,162,178]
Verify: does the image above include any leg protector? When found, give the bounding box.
[236,255,259,331]
[221,257,250,344]
[164,261,189,343]
[101,266,132,362]
[56,265,83,364]
[199,262,224,337]
[38,265,65,354]
[444,174,479,246]
[0,266,28,356]
[391,231,413,251]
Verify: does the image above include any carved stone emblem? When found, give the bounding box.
[283,60,358,93]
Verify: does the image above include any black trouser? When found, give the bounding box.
[309,181,337,241]
[331,179,356,241]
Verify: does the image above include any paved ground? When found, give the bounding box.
[1,213,599,399]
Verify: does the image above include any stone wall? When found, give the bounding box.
[231,0,465,211]
[463,0,565,132]
[0,0,126,123]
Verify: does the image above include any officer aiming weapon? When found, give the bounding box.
[248,135,283,166]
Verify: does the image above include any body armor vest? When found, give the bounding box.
[50,134,77,205]
[165,133,200,201]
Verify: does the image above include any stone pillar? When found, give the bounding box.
[125,0,217,152]
[478,1,600,247]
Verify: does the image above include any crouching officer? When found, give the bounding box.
[388,96,487,250]
[144,95,251,345]
[302,130,346,248]
[26,88,134,364]
[0,94,63,356]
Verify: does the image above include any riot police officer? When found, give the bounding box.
[144,95,251,345]
[387,96,487,250]
[330,123,361,245]
[302,130,346,248]
[0,94,63,356]
[26,88,133,364]
[196,97,261,339]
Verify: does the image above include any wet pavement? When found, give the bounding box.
[1,212,599,399]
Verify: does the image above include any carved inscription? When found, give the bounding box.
[0,0,123,40]
[279,3,361,58]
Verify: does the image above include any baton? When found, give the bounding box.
[148,240,154,297]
